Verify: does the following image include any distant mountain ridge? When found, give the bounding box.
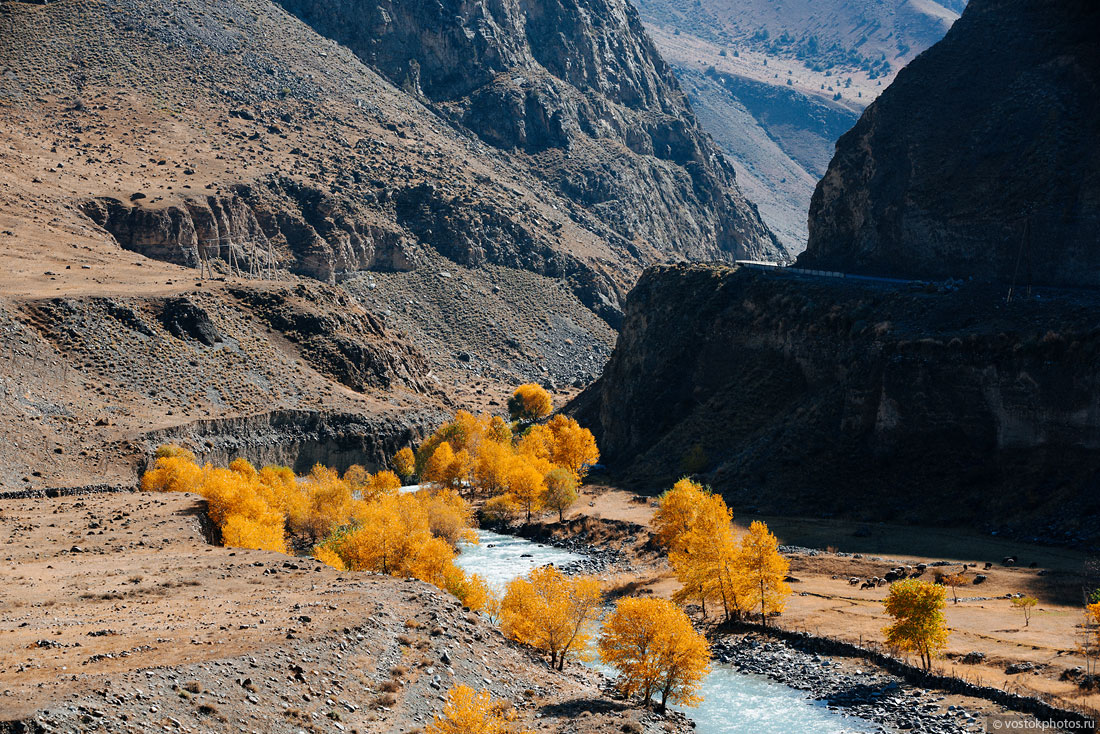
[632,0,963,252]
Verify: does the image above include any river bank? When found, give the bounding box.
[481,500,1097,731]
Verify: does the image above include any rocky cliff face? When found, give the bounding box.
[802,0,1100,285]
[573,264,1100,545]
[275,0,784,264]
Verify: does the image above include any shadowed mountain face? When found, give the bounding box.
[631,0,961,253]
[572,264,1100,546]
[274,0,785,266]
[802,0,1100,286]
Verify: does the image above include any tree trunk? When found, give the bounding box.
[760,578,767,628]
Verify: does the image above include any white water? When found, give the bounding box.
[455,529,583,591]
[456,529,878,734]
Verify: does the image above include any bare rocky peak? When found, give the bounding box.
[275,0,786,265]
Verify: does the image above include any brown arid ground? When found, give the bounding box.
[0,490,691,733]
[555,485,1100,716]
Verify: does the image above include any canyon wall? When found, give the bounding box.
[574,264,1100,545]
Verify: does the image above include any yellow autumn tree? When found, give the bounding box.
[313,544,346,571]
[1011,596,1038,627]
[302,464,353,541]
[141,453,204,494]
[503,455,546,523]
[483,493,520,526]
[342,464,371,492]
[393,447,416,481]
[423,442,471,489]
[941,571,968,605]
[651,478,710,551]
[515,424,554,463]
[364,469,402,502]
[546,415,599,480]
[741,520,791,626]
[508,383,552,424]
[670,493,749,622]
[543,467,578,523]
[598,597,710,712]
[427,685,531,734]
[883,579,950,670]
[421,487,477,545]
[501,566,602,670]
[472,439,513,496]
[485,415,512,445]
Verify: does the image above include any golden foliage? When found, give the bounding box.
[542,467,578,523]
[670,493,749,622]
[472,440,513,496]
[427,685,531,734]
[941,572,968,605]
[503,456,546,523]
[545,415,599,480]
[318,490,485,610]
[410,393,599,531]
[141,455,204,494]
[312,545,347,571]
[303,464,354,541]
[364,470,402,503]
[482,494,520,526]
[508,383,552,423]
[155,443,196,460]
[1011,596,1038,627]
[393,447,416,480]
[597,597,710,712]
[656,483,790,625]
[740,520,791,625]
[500,566,602,670]
[141,446,487,610]
[883,579,950,670]
[421,488,477,545]
[650,478,709,551]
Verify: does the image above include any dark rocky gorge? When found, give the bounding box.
[573,264,1100,546]
[574,0,1100,548]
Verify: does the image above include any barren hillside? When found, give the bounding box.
[0,0,778,487]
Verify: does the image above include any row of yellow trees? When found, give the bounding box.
[491,564,710,713]
[412,391,599,524]
[140,445,491,610]
[651,478,958,671]
[652,479,792,626]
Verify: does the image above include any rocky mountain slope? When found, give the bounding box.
[802,0,1100,285]
[632,0,962,251]
[0,0,776,487]
[274,0,783,268]
[573,264,1100,546]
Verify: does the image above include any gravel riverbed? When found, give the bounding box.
[715,635,992,733]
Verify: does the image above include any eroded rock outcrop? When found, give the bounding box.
[81,182,421,284]
[802,0,1100,286]
[573,264,1100,544]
